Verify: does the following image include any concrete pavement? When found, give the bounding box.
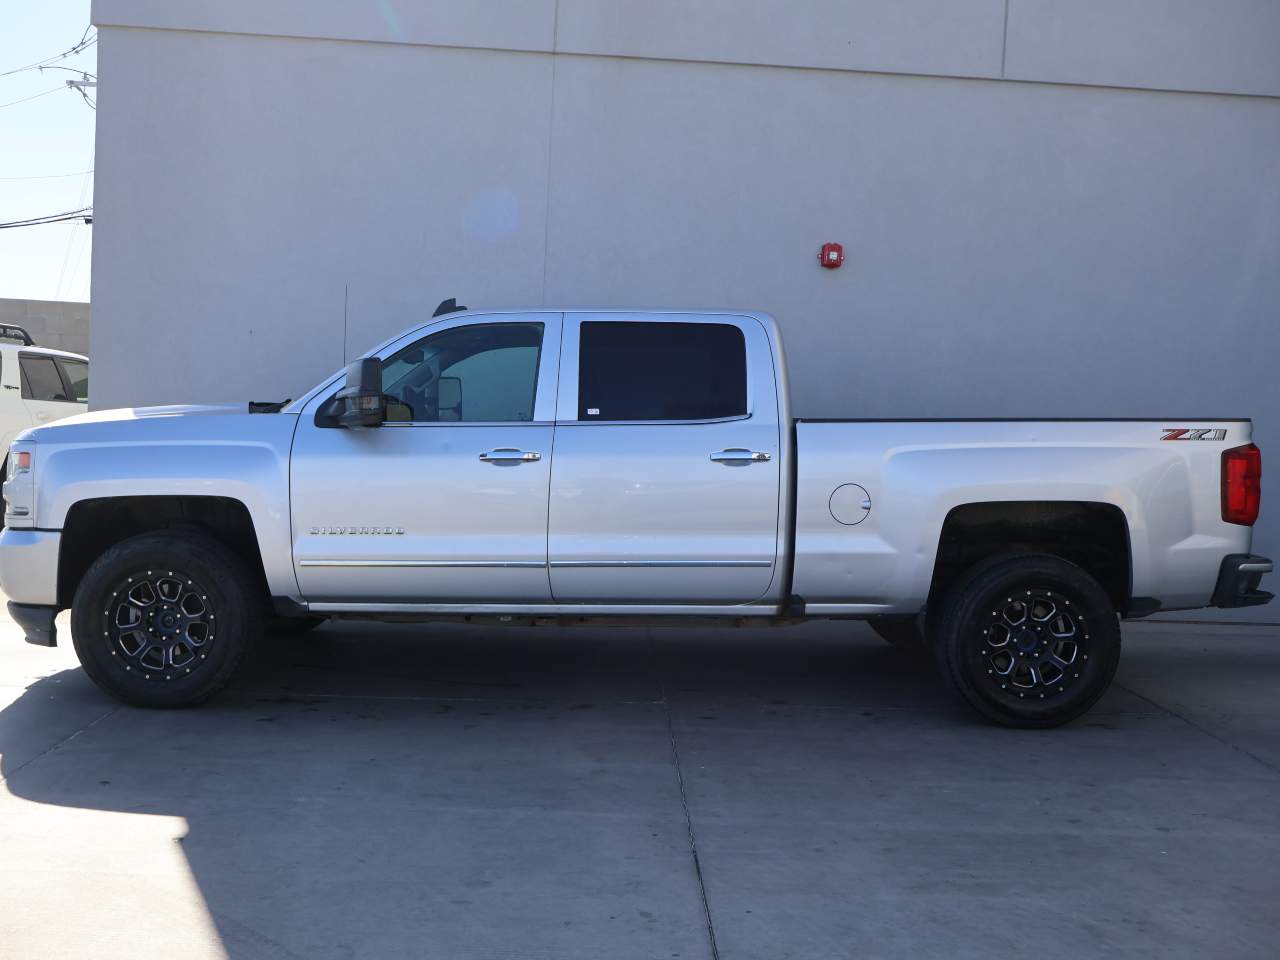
[1,611,1278,959]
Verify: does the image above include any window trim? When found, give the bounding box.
[556,314,760,426]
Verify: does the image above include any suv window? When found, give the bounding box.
[578,321,747,421]
[20,355,72,402]
[381,322,543,423]
[57,358,88,402]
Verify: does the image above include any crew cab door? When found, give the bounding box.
[290,313,561,602]
[547,314,781,604]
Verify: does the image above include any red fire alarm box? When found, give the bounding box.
[819,243,844,269]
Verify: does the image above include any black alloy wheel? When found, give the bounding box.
[72,531,260,707]
[936,554,1122,728]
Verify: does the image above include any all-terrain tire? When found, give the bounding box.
[935,553,1121,728]
[70,531,262,707]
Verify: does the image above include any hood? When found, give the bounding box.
[18,403,297,446]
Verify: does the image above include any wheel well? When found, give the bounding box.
[929,501,1132,616]
[58,496,269,608]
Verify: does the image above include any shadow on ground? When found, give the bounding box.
[2,620,1279,959]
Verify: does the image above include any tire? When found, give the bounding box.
[265,614,327,636]
[869,616,927,654]
[935,553,1121,729]
[70,531,263,708]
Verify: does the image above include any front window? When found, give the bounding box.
[381,322,543,423]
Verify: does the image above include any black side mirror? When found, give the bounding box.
[437,376,462,421]
[335,358,385,428]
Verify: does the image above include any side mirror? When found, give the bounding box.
[335,358,385,428]
[437,376,462,421]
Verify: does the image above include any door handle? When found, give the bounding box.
[479,448,541,463]
[710,449,771,464]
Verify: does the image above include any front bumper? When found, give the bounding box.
[1212,554,1274,609]
[0,528,60,607]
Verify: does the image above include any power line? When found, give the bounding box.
[0,208,93,230]
[56,146,95,299]
[0,169,93,181]
[0,86,64,110]
[0,33,96,79]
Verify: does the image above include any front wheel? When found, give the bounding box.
[935,554,1121,728]
[71,531,262,707]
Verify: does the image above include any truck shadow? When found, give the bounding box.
[0,621,963,958]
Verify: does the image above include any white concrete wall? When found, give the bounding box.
[0,299,89,355]
[89,1,1280,606]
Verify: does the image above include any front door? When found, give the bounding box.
[291,313,561,602]
[547,314,782,604]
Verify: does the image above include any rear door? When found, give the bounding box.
[547,314,781,604]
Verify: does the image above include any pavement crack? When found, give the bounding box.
[1116,681,1279,777]
[650,629,721,960]
[0,704,118,786]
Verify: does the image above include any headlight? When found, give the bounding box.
[4,441,35,527]
[8,450,30,479]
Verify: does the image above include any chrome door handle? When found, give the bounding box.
[479,448,541,463]
[710,449,771,464]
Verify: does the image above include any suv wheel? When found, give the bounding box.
[71,531,262,707]
[936,554,1121,728]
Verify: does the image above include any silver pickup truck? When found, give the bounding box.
[0,305,1270,726]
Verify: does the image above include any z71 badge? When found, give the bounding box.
[1161,428,1227,441]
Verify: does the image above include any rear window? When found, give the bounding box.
[577,321,747,422]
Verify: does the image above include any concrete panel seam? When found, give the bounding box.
[541,0,561,304]
[95,23,1280,102]
[1000,0,1010,78]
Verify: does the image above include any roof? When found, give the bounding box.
[0,342,88,361]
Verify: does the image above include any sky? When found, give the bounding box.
[0,0,96,304]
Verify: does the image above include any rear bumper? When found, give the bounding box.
[1212,554,1274,609]
[8,602,57,646]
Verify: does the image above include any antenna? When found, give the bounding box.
[433,297,467,318]
[342,283,349,364]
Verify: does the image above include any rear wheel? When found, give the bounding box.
[935,554,1121,728]
[71,531,262,707]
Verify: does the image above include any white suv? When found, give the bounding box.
[0,325,88,471]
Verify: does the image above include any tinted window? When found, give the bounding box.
[20,355,71,402]
[381,323,543,423]
[578,321,747,421]
[58,358,88,402]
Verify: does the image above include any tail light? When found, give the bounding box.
[1222,443,1261,526]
